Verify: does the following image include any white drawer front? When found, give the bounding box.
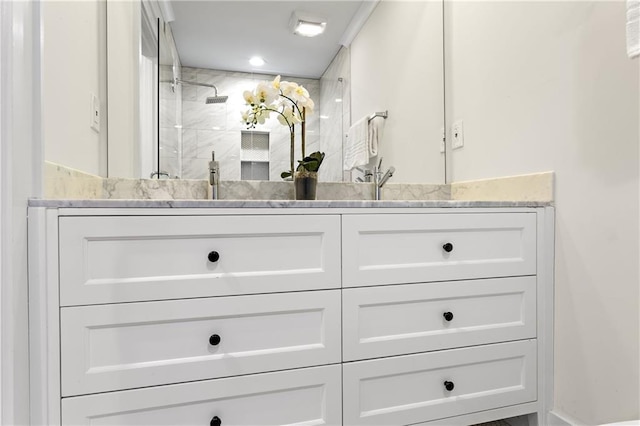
[343,277,536,361]
[59,214,341,305]
[342,213,536,287]
[343,340,537,425]
[61,290,341,396]
[62,364,342,425]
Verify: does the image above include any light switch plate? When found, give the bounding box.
[90,93,100,133]
[452,120,464,149]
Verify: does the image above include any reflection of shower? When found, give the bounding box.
[174,78,229,104]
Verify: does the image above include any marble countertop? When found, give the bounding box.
[28,199,552,208]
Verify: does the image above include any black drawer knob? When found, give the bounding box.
[443,312,454,322]
[208,251,220,262]
[444,381,455,391]
[210,416,222,426]
[209,334,221,346]
[442,243,454,253]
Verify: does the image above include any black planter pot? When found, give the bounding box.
[294,171,318,200]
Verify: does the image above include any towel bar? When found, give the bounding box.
[368,111,388,122]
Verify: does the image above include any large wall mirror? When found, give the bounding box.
[103,0,446,184]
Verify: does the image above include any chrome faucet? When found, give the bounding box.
[374,158,395,200]
[209,151,220,200]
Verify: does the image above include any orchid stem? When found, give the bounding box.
[301,107,306,159]
[290,125,295,177]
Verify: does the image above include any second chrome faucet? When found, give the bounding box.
[373,157,395,200]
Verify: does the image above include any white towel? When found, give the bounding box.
[627,0,640,58]
[343,117,369,170]
[368,116,384,157]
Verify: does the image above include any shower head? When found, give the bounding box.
[174,78,228,104]
[205,95,228,104]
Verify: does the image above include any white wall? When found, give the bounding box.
[42,0,107,177]
[446,1,639,424]
[351,1,445,183]
[107,0,141,178]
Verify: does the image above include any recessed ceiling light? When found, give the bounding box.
[290,11,326,37]
[249,56,265,67]
[335,98,343,103]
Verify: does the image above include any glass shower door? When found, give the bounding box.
[157,19,182,178]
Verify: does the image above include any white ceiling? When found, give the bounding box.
[168,1,366,79]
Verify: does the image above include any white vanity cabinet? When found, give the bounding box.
[28,204,554,426]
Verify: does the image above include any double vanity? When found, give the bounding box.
[27,200,554,425]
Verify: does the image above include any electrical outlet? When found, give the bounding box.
[452,120,464,149]
[90,93,100,133]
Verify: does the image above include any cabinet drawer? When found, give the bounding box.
[59,214,341,305]
[342,213,536,287]
[61,290,341,396]
[62,364,342,425]
[343,277,536,361]
[343,340,537,425]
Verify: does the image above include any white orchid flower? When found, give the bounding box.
[291,85,310,104]
[243,77,312,132]
[243,90,256,105]
[276,106,291,126]
[256,82,278,105]
[301,98,314,114]
[271,75,281,91]
[280,81,298,97]
[255,113,266,125]
[278,106,300,127]
[255,108,272,125]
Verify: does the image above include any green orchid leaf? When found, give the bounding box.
[309,151,325,163]
[296,151,326,172]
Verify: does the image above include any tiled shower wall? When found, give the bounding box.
[319,46,350,182]
[180,68,320,181]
